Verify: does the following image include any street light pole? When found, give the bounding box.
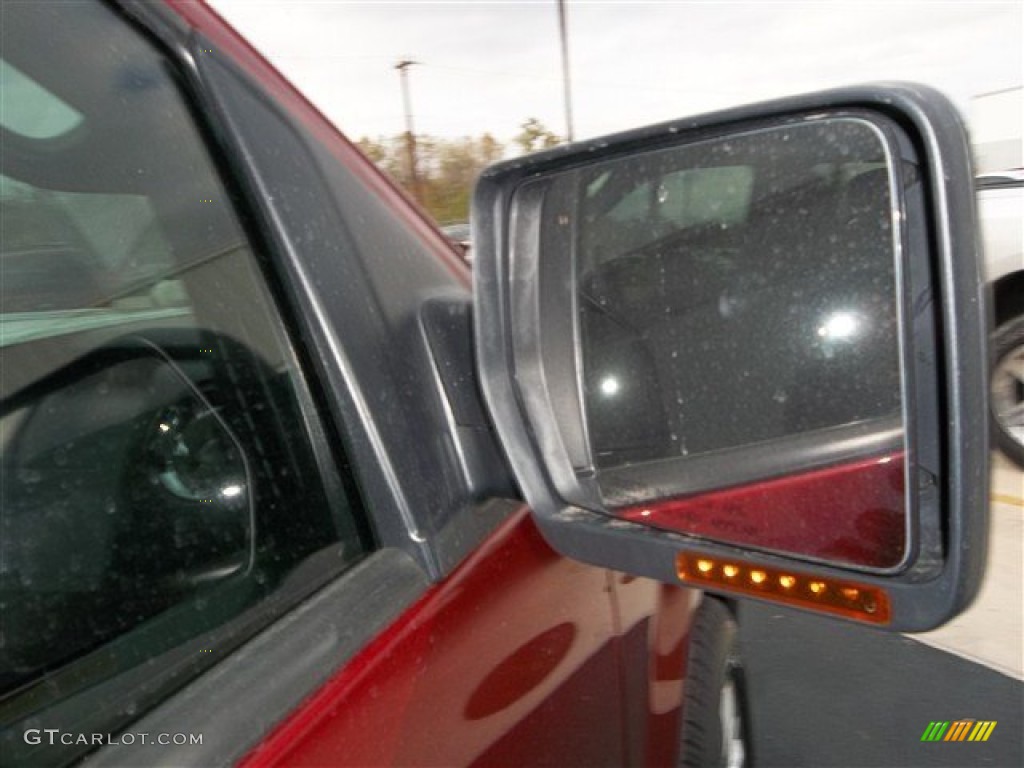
[557,0,574,142]
[395,59,423,204]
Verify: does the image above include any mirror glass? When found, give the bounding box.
[567,117,908,569]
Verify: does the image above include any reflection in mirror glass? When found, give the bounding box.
[570,118,907,569]
[0,355,252,692]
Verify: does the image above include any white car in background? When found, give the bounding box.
[978,169,1024,467]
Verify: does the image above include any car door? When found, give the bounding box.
[0,1,686,765]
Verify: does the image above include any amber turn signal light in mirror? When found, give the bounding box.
[676,553,891,625]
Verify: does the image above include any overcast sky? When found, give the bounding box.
[209,1,1023,149]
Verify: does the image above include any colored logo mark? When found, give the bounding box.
[921,720,996,742]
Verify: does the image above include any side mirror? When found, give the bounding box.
[1,337,254,595]
[473,84,989,631]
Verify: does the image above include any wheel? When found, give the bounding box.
[679,597,751,768]
[991,314,1024,468]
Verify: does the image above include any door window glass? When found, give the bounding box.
[0,0,368,708]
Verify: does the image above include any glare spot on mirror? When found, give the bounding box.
[599,376,621,397]
[220,483,245,499]
[817,310,862,341]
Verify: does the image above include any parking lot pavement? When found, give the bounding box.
[912,453,1023,680]
[739,452,1023,768]
[740,600,1023,768]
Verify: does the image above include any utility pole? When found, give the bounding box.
[395,59,423,204]
[557,0,574,142]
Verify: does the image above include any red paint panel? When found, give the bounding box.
[163,0,470,287]
[238,509,636,768]
[619,454,906,569]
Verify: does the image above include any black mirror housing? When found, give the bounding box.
[473,83,989,632]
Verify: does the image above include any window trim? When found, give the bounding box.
[16,550,431,768]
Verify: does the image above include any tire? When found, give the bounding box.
[679,597,751,768]
[991,314,1024,468]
